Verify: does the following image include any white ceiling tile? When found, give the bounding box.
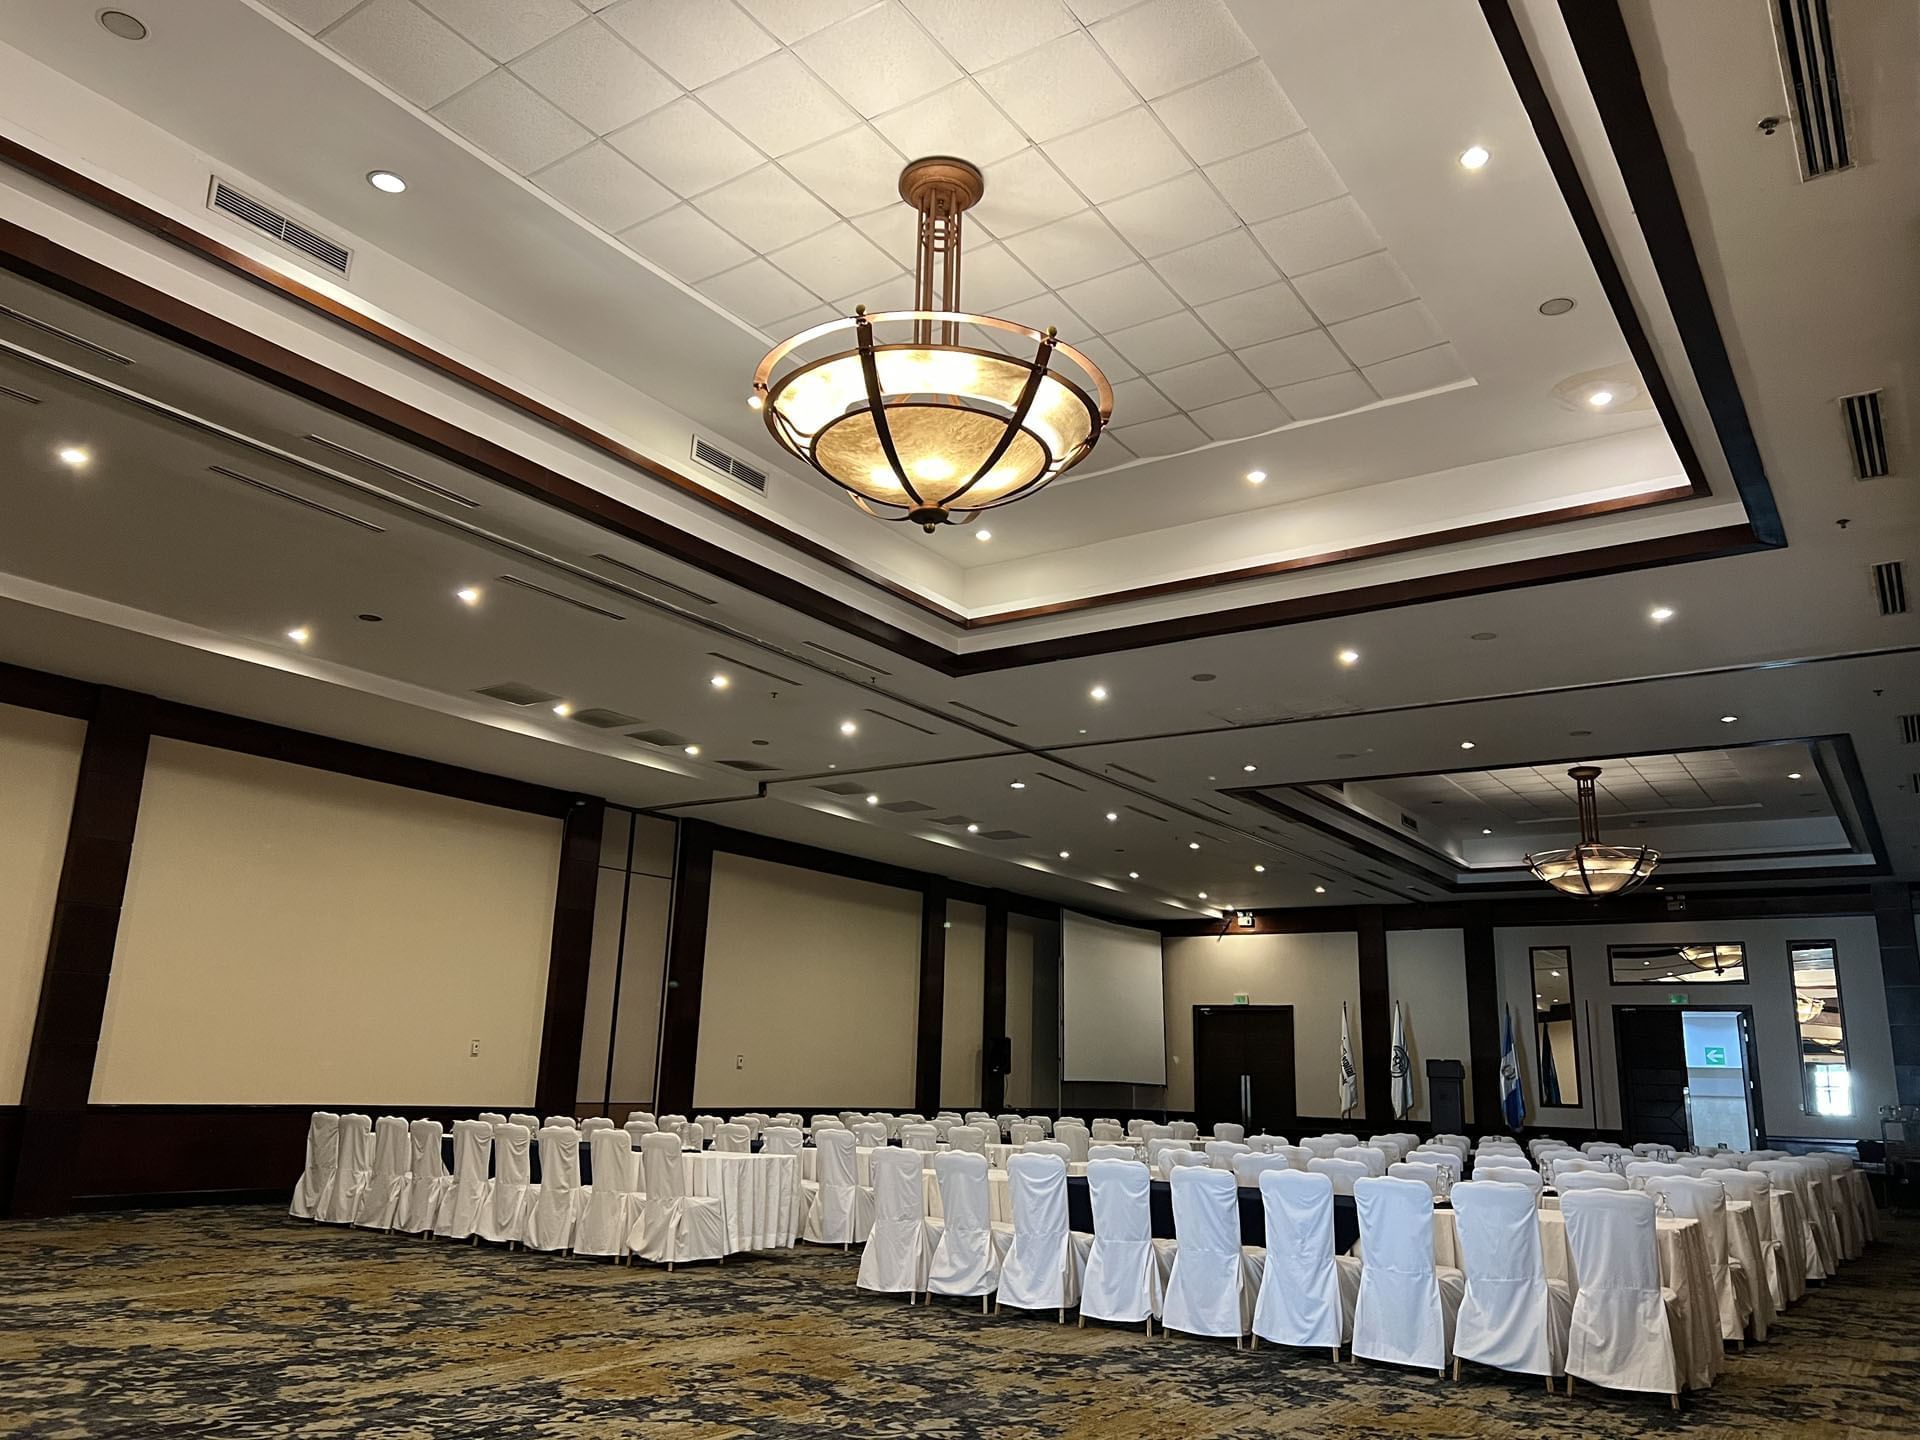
[1059,263,1182,333]
[1190,390,1288,440]
[1109,376,1178,424]
[766,303,843,335]
[978,32,1135,143]
[693,163,838,251]
[1239,328,1347,388]
[1151,61,1303,167]
[700,51,861,156]
[1149,352,1260,410]
[1206,132,1344,225]
[1112,412,1209,456]
[607,97,762,198]
[781,125,907,217]
[734,0,871,44]
[270,0,361,35]
[1152,228,1276,306]
[433,69,592,174]
[602,0,779,89]
[532,143,676,233]
[1269,368,1377,420]
[1001,210,1134,289]
[701,258,822,328]
[1364,343,1471,397]
[511,20,681,136]
[1025,293,1095,345]
[872,81,1027,165]
[619,204,752,281]
[1076,431,1135,472]
[1102,172,1236,258]
[1064,0,1138,21]
[1328,300,1443,367]
[958,243,1045,311]
[851,203,918,257]
[1091,0,1255,99]
[1251,195,1382,277]
[1291,251,1417,325]
[767,221,901,296]
[831,270,917,313]
[1194,280,1314,348]
[1043,108,1188,206]
[903,0,1077,72]
[975,149,1083,237]
[1106,310,1220,372]
[323,0,493,109]
[416,0,581,62]
[797,4,963,119]
[1068,334,1136,382]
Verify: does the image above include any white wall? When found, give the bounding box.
[576,810,674,1111]
[1386,929,1472,1123]
[0,703,85,1104]
[941,900,985,1110]
[1494,917,1892,1139]
[694,852,921,1108]
[92,740,562,1105]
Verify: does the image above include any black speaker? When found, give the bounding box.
[987,1036,1012,1074]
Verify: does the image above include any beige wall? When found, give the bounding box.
[1004,914,1036,1109]
[1163,931,1361,1116]
[577,810,674,1112]
[92,740,562,1105]
[1386,929,1473,1123]
[0,704,85,1104]
[941,900,985,1110]
[694,852,921,1109]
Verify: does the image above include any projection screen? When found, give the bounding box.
[1061,911,1167,1085]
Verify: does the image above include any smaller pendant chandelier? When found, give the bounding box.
[1526,765,1660,897]
[1680,943,1739,974]
[753,157,1113,531]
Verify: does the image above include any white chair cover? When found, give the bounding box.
[713,1123,752,1154]
[1126,1119,1150,1138]
[1306,1157,1368,1195]
[1252,1169,1358,1350]
[1560,1189,1681,1397]
[1647,1175,1751,1343]
[998,1153,1080,1313]
[901,1124,938,1153]
[1388,1161,1446,1197]
[1558,1171,1629,1192]
[1433,1133,1472,1155]
[1625,1161,1688,1190]
[542,1115,576,1131]
[353,1115,413,1230]
[631,1130,726,1264]
[1053,1120,1091,1163]
[930,1117,956,1143]
[623,1118,657,1147]
[574,1129,639,1259]
[476,1122,533,1243]
[1632,1142,1679,1160]
[852,1122,889,1149]
[1009,1122,1044,1147]
[1301,1136,1343,1160]
[1162,1166,1260,1339]
[858,1146,933,1298]
[580,1117,613,1136]
[1165,1148,1210,1174]
[1352,1176,1462,1374]
[1081,1159,1162,1326]
[1475,1165,1544,1195]
[433,1119,492,1240]
[318,1113,373,1225]
[509,1113,540,1133]
[947,1124,989,1155]
[1326,1132,1360,1148]
[1245,1133,1284,1153]
[1450,1180,1571,1380]
[1234,1153,1294,1186]
[803,1127,875,1246]
[1707,1168,1787,1317]
[1027,1139,1071,1162]
[1169,1121,1200,1141]
[1753,1160,1831,1280]
[1212,1122,1246,1145]
[477,1111,507,1126]
[876,1112,901,1139]
[397,1119,447,1234]
[760,1125,803,1156]
[523,1125,586,1252]
[1206,1141,1252,1172]
[1088,1144,1134,1163]
[1272,1145,1312,1171]
[1551,1157,1608,1183]
[927,1151,1002,1299]
[1025,1115,1053,1137]
[290,1111,340,1219]
[1091,1120,1125,1142]
[694,1114,722,1141]
[994,1113,1021,1140]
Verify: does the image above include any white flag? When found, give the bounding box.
[1338,1003,1358,1117]
[1391,1001,1414,1119]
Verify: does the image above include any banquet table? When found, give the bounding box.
[681,1151,799,1252]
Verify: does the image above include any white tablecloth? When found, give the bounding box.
[681,1152,798,1252]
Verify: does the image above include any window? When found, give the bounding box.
[1791,940,1850,1116]
[1531,946,1580,1107]
[1608,941,1747,985]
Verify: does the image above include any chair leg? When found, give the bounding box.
[1077,1314,1085,1328]
[982,1294,989,1314]
[1670,1393,1680,1412]
[1566,1376,1574,1395]
[1250,1336,1258,1351]
[1453,1357,1461,1381]
[1544,1375,1553,1394]
[1057,1307,1064,1323]
[1330,1346,1340,1364]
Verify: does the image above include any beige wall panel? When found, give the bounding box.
[1386,929,1473,1123]
[941,900,985,1110]
[1004,918,1035,1109]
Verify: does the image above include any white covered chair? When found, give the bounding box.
[623,1117,657,1147]
[1053,1120,1091,1163]
[1251,1169,1358,1357]
[397,1119,447,1235]
[1025,1115,1053,1137]
[477,1111,507,1126]
[476,1122,534,1245]
[1009,1121,1045,1147]
[318,1113,373,1225]
[713,1123,752,1154]
[1352,1176,1463,1376]
[1234,1153,1294,1186]
[1560,1189,1683,1407]
[1162,1166,1261,1342]
[852,1121,889,1149]
[1559,1171,1629,1193]
[1125,1119,1150,1138]
[1388,1161,1447,1197]
[1449,1180,1571,1388]
[760,1125,803,1156]
[574,1128,639,1260]
[694,1114,723,1142]
[631,1130,726,1267]
[947,1124,989,1155]
[1169,1121,1200,1141]
[1551,1157,1609,1184]
[802,1127,875,1248]
[1164,1148,1210,1176]
[1088,1144,1134,1163]
[1647,1175,1753,1345]
[1080,1159,1163,1333]
[353,1115,413,1230]
[1211,1122,1246,1145]
[858,1146,934,1302]
[1708,1167,1790,1314]
[1476,1165,1544,1195]
[289,1111,340,1220]
[1026,1139,1071,1162]
[524,1125,586,1253]
[1301,1136,1343,1160]
[542,1114,577,1131]
[1091,1119,1125,1142]
[1245,1133,1285,1154]
[509,1112,540,1133]
[1752,1159,1832,1280]
[927,1150,1003,1309]
[1271,1145,1312,1171]
[1307,1157,1368,1195]
[1433,1133,1472,1156]
[997,1153,1082,1319]
[1625,1161,1688,1190]
[432,1119,492,1241]
[580,1117,614,1136]
[994,1113,1021,1140]
[1206,1141,1251,1172]
[901,1123,938,1153]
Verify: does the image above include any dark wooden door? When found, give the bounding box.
[1614,1006,1689,1149]
[1194,1005,1296,1135]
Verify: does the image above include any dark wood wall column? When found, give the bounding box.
[1357,906,1392,1126]
[915,879,948,1115]
[1462,904,1503,1129]
[1873,882,1920,1106]
[655,820,714,1116]
[982,891,1009,1114]
[9,690,153,1217]
[532,798,604,1116]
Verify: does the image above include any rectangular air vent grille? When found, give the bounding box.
[571,708,644,730]
[979,829,1028,841]
[302,435,477,507]
[1912,772,1920,796]
[1901,713,1920,745]
[1124,805,1167,822]
[1038,773,1086,792]
[209,179,351,274]
[497,574,624,620]
[817,781,869,796]
[1873,560,1908,615]
[709,651,802,687]
[208,465,385,532]
[950,700,1017,727]
[932,815,971,826]
[1773,0,1850,178]
[0,383,41,405]
[629,728,692,748]
[863,708,937,736]
[880,800,935,813]
[807,640,891,675]
[1840,392,1888,477]
[690,435,768,493]
[718,759,780,773]
[1110,763,1158,785]
[1400,814,1421,833]
[590,554,718,606]
[0,302,134,365]
[475,681,561,706]
[1193,798,1231,816]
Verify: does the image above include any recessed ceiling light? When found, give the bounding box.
[1245,469,1266,484]
[1253,864,1265,873]
[455,586,481,606]
[1314,885,1327,895]
[839,719,858,736]
[366,170,407,194]
[1337,649,1361,667]
[1105,811,1118,822]
[1010,780,1026,789]
[865,794,880,806]
[1460,740,1476,750]
[1198,891,1208,900]
[684,745,701,757]
[1788,772,1803,780]
[551,702,573,717]
[1243,764,1257,772]
[1089,684,1109,701]
[1650,605,1675,623]
[56,446,90,468]
[1538,297,1576,316]
[1459,144,1491,169]
[1128,871,1139,880]
[98,10,147,40]
[285,626,310,645]
[1188,841,1200,850]
[1059,850,1070,859]
[710,673,730,689]
[1587,388,1614,408]
[1720,714,1738,724]
[966,823,979,834]
[1483,828,1493,835]
[976,529,992,542]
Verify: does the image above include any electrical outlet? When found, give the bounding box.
[735,1053,745,1070]
[469,1040,481,1057]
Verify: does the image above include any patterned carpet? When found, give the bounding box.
[1,1205,1915,1437]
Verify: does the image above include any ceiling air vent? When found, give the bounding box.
[1772,0,1850,178]
[863,708,937,736]
[1110,763,1158,785]
[807,640,891,676]
[1900,713,1920,745]
[629,728,692,749]
[1400,814,1421,833]
[718,758,780,773]
[1839,391,1888,478]
[817,781,869,796]
[475,681,561,706]
[880,800,935,813]
[690,435,769,493]
[1872,561,1908,615]
[590,554,717,607]
[496,574,624,620]
[570,708,644,730]
[208,179,351,275]
[302,435,477,507]
[0,384,41,405]
[709,651,802,686]
[980,829,1028,841]
[1038,773,1087,792]
[208,465,385,532]
[0,302,134,364]
[950,700,1017,727]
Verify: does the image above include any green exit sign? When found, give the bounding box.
[1233,993,1250,1005]
[1668,993,1688,1005]
[1703,1045,1728,1066]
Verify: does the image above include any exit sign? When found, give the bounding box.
[1668,993,1688,1005]
[1703,1045,1728,1066]
[1233,993,1250,1005]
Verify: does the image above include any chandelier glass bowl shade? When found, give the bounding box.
[753,157,1113,531]
[1681,943,1741,974]
[1525,765,1660,897]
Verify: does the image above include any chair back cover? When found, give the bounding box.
[1026,1139,1071,1161]
[1450,1180,1563,1378]
[1624,1161,1688,1189]
[691,1114,720,1140]
[1024,1115,1053,1137]
[760,1126,803,1156]
[1647,1175,1742,1340]
[1252,1169,1346,1349]
[398,1118,447,1233]
[1389,1161,1447,1197]
[639,1130,686,1200]
[1163,1166,1251,1338]
[994,1113,1021,1139]
[1559,1189,1678,1395]
[852,1122,888,1149]
[1706,1168,1773,1245]
[1301,1136,1343,1159]
[1126,1119,1150,1137]
[1169,1120,1200,1141]
[927,1151,999,1297]
[1165,1148,1209,1172]
[1475,1164,1544,1194]
[713,1123,752,1153]
[1245,1133,1284,1153]
[930,1117,956,1143]
[543,1115,576,1130]
[1207,1141,1252,1171]
[524,1125,584,1252]
[434,1119,493,1239]
[1009,1122,1044,1147]
[947,1124,988,1154]
[509,1113,540,1132]
[353,1114,412,1228]
[1081,1158,1158,1324]
[1752,1159,1829,1280]
[581,1117,613,1135]
[1558,1170,1628,1192]
[319,1113,374,1224]
[1272,1145,1312,1171]
[476,1122,534,1243]
[857,1145,932,1296]
[1088,1143,1134,1163]
[808,1127,870,1245]
[1352,1176,1452,1371]
[477,1112,507,1126]
[1053,1120,1091,1162]
[1234,1153,1292,1185]
[1675,1155,1722,1176]
[1212,1122,1246,1144]
[998,1153,1076,1311]
[901,1123,938,1153]
[1433,1133,1471,1155]
[1091,1120,1125,1141]
[290,1111,340,1219]
[1307,1157,1368,1195]
[623,1118,657,1147]
[1334,1144,1386,1177]
[574,1128,639,1258]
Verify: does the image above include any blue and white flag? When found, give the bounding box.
[1501,1005,1526,1131]
[1390,1001,1414,1119]
[1339,1003,1358,1118]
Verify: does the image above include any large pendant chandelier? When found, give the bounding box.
[752,157,1113,531]
[1680,943,1740,974]
[1525,765,1660,897]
